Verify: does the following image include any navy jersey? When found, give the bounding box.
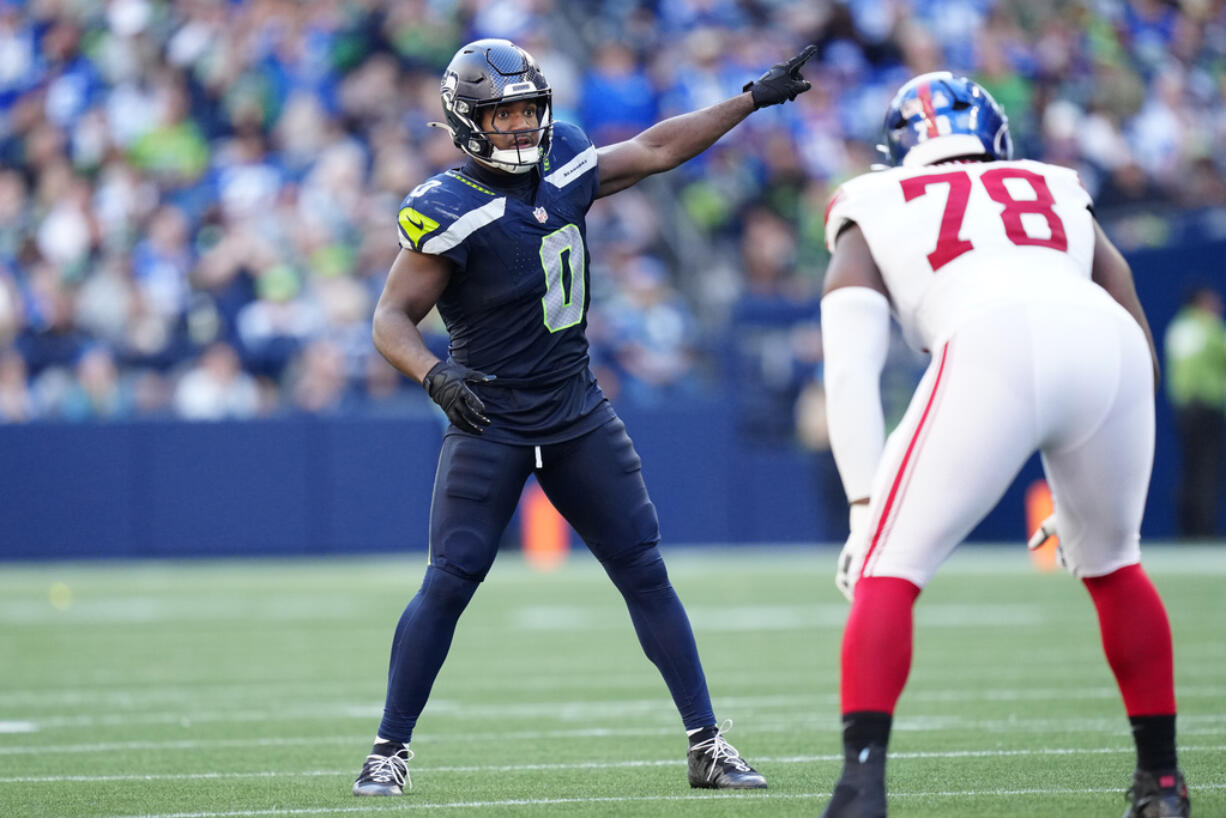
[397,122,614,444]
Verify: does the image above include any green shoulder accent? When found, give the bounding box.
[445,170,497,196]
[398,206,441,249]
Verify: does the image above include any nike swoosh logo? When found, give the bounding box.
[399,207,440,249]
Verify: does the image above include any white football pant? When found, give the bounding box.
[860,296,1154,586]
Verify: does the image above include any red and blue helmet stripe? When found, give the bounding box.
[883,72,1012,166]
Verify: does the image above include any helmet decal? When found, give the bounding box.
[915,82,940,139]
[882,72,1012,167]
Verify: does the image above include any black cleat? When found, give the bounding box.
[352,744,412,796]
[687,721,767,789]
[1123,769,1190,818]
[820,743,887,818]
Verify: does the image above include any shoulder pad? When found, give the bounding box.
[542,122,597,189]
[1020,160,1094,211]
[397,171,501,253]
[824,171,893,253]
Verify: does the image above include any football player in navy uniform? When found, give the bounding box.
[352,38,815,796]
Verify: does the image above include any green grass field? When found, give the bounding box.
[1,545,1222,818]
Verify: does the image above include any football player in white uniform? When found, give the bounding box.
[817,73,1188,818]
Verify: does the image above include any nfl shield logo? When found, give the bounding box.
[534,207,548,223]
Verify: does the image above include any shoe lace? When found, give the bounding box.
[692,719,752,779]
[362,747,413,790]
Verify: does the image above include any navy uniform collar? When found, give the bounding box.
[461,158,539,199]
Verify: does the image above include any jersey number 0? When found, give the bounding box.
[539,224,586,332]
[901,168,1069,272]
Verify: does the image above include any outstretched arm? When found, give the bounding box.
[595,95,754,198]
[595,45,815,198]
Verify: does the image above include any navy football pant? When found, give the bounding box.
[377,416,716,742]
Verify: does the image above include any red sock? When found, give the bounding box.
[1083,564,1176,716]
[841,576,922,714]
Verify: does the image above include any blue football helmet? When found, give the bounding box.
[882,72,1012,167]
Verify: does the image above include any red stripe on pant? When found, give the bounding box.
[860,342,950,581]
[840,344,949,715]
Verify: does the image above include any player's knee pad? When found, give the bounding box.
[600,544,670,596]
[418,564,481,617]
[626,498,662,549]
[430,525,500,582]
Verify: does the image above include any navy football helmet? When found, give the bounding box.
[435,39,552,174]
[882,72,1011,167]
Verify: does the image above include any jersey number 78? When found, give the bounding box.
[901,168,1068,272]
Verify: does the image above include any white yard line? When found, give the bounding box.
[4,714,1226,755]
[104,782,1226,818]
[0,721,36,733]
[7,688,1226,732]
[0,600,1054,628]
[4,659,1225,707]
[4,745,1225,784]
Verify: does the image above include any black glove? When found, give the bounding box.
[423,360,495,433]
[743,44,817,109]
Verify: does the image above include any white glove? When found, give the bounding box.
[836,503,872,603]
[1027,513,1068,570]
[1027,514,1057,550]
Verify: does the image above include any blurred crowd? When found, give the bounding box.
[2,0,1225,427]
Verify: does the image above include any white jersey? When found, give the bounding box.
[823,158,1154,586]
[825,160,1096,352]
